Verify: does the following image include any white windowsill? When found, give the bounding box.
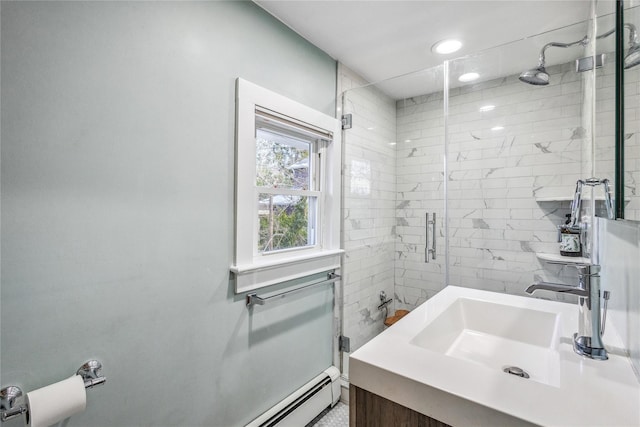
[231,249,344,294]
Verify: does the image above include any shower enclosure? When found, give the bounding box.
[338,1,639,380]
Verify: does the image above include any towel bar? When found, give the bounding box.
[246,272,340,307]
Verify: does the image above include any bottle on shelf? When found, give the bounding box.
[559,213,581,257]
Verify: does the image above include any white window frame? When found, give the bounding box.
[231,78,342,294]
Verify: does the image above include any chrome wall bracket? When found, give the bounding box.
[0,386,27,422]
[341,114,352,130]
[576,53,605,72]
[77,360,107,389]
[339,335,351,353]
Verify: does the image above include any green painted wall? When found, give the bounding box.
[1,2,336,425]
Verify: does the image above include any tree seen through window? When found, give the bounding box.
[256,131,316,252]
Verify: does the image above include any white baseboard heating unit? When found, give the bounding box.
[246,366,341,427]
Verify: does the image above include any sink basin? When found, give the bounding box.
[410,297,561,386]
[350,286,640,427]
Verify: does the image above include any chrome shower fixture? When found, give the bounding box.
[521,23,640,86]
[595,23,640,69]
[519,36,589,86]
[518,66,550,86]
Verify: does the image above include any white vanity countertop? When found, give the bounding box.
[349,286,640,427]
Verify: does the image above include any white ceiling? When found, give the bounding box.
[255,1,623,98]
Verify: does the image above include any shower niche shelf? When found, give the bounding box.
[534,196,629,202]
[536,252,591,265]
[535,196,575,202]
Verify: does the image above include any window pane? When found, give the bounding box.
[258,194,317,253]
[256,129,311,190]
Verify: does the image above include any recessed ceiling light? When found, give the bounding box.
[432,39,462,55]
[491,126,505,131]
[459,72,479,83]
[389,142,397,146]
[479,105,495,112]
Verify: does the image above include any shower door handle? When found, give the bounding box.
[425,212,436,263]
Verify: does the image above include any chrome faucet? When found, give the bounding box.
[526,264,609,360]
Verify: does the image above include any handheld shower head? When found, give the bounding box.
[519,66,550,85]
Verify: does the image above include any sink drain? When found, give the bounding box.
[503,366,530,378]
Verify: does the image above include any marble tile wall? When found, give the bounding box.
[338,65,397,353]
[395,62,592,308]
[395,91,447,308]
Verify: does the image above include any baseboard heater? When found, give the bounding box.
[246,366,341,427]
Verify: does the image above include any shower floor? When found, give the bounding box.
[307,402,348,427]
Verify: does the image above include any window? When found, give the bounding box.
[255,111,321,253]
[231,79,342,293]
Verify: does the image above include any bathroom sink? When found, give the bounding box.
[410,297,561,386]
[350,286,640,427]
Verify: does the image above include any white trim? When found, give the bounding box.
[233,78,342,293]
[256,106,333,140]
[231,248,344,274]
[256,188,321,197]
[232,250,343,294]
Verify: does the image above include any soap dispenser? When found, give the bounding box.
[559,214,581,257]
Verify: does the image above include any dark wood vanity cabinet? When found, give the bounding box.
[350,385,451,427]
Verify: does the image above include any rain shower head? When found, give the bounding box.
[519,66,550,85]
[595,23,640,69]
[625,23,640,69]
[519,36,588,86]
[625,43,640,69]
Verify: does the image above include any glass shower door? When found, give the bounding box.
[393,67,447,307]
[339,65,445,380]
[445,19,594,297]
[339,77,399,370]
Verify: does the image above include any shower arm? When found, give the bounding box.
[596,23,638,46]
[537,36,590,68]
[535,24,639,69]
